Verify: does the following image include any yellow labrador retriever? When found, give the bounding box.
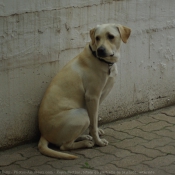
[38,24,131,159]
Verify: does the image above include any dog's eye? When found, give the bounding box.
[108,34,114,40]
[96,36,100,41]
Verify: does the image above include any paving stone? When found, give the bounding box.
[129,163,154,173]
[165,125,175,132]
[104,135,119,143]
[71,148,104,159]
[136,115,158,124]
[0,164,28,174]
[113,131,134,141]
[104,128,134,140]
[114,148,135,159]
[95,145,118,155]
[127,145,166,158]
[63,164,99,175]
[30,164,58,174]
[0,153,26,166]
[123,128,161,141]
[161,164,175,174]
[55,170,71,175]
[154,129,175,140]
[169,142,175,147]
[137,121,172,132]
[109,120,144,131]
[0,143,37,156]
[155,169,172,175]
[88,155,117,168]
[144,155,175,168]
[47,156,85,169]
[152,113,175,124]
[129,164,169,175]
[140,137,172,149]
[112,137,147,149]
[1,169,39,175]
[161,106,175,117]
[111,154,151,168]
[19,146,41,158]
[16,155,55,169]
[156,145,175,155]
[1,105,175,175]
[96,163,129,174]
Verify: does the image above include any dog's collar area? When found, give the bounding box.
[89,45,114,67]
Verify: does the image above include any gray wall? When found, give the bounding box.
[0,0,175,149]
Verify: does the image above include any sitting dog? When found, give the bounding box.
[38,23,131,159]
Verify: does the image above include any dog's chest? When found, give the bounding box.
[109,63,118,78]
[101,63,117,95]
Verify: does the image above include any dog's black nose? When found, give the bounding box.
[97,46,106,57]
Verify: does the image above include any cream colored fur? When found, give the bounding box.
[38,24,131,159]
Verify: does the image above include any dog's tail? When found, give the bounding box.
[38,136,78,160]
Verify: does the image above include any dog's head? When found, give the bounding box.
[90,24,131,63]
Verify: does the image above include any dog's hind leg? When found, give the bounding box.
[60,140,94,151]
[56,108,94,150]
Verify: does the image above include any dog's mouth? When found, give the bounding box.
[110,53,114,57]
[97,53,114,58]
[98,52,120,63]
[97,52,114,58]
[89,45,118,64]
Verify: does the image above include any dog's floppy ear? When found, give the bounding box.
[117,25,131,43]
[90,28,96,45]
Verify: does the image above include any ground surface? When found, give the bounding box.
[0,105,175,175]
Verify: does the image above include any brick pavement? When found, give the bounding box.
[0,105,175,175]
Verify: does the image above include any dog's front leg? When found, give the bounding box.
[85,92,108,147]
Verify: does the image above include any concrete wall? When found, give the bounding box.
[0,0,175,149]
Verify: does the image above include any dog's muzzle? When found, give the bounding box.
[89,44,114,67]
[97,46,106,57]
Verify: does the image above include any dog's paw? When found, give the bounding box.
[76,135,93,141]
[84,135,93,140]
[84,140,94,148]
[98,128,105,136]
[96,139,108,147]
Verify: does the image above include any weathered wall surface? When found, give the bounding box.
[0,0,175,149]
